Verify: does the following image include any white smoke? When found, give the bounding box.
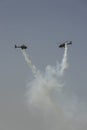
[21,50,37,74]
[21,46,87,130]
[21,46,68,109]
[60,44,68,75]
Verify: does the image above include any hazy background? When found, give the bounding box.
[0,0,87,129]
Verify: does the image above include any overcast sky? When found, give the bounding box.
[0,0,87,130]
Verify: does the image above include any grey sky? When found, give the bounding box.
[0,0,87,129]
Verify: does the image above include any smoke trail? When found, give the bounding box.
[22,46,74,130]
[21,47,87,129]
[21,46,68,111]
[60,44,68,75]
[21,47,68,109]
[21,50,37,74]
